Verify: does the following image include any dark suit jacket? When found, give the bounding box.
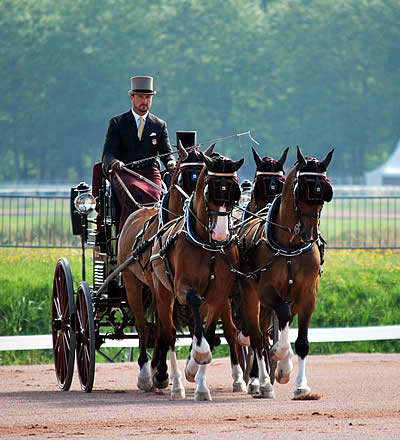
[102,110,174,172]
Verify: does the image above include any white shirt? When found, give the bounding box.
[132,109,148,129]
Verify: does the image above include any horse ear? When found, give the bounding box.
[231,157,245,172]
[278,147,289,167]
[252,147,263,168]
[321,148,334,170]
[177,140,189,161]
[200,151,213,170]
[297,145,307,169]
[204,142,216,156]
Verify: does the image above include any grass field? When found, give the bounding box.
[0,247,399,365]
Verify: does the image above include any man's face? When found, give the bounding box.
[131,93,153,115]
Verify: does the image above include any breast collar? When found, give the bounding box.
[265,194,314,256]
[183,195,235,251]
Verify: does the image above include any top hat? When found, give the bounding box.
[176,131,197,148]
[129,76,157,95]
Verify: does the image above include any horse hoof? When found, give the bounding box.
[171,388,185,400]
[232,379,247,393]
[137,376,154,392]
[195,390,212,401]
[294,386,311,398]
[153,373,169,390]
[184,368,196,383]
[237,331,250,346]
[193,350,212,365]
[275,369,291,384]
[259,384,275,399]
[271,345,289,362]
[247,382,260,395]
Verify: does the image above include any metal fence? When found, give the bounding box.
[0,194,399,249]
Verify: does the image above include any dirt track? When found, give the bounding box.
[1,353,399,439]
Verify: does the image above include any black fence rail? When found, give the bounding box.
[0,195,81,248]
[0,194,399,249]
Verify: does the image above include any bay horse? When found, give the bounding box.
[149,152,245,400]
[233,146,289,393]
[237,146,333,398]
[117,142,214,393]
[242,146,289,219]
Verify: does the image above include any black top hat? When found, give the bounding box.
[176,131,197,149]
[129,76,157,95]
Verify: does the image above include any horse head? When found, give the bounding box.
[250,146,289,212]
[173,142,216,196]
[197,152,244,242]
[288,146,334,243]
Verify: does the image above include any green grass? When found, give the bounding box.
[0,248,399,365]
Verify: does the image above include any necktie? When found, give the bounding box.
[138,116,144,141]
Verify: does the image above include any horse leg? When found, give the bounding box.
[169,348,185,399]
[256,350,274,398]
[219,305,246,393]
[294,325,311,398]
[186,288,212,401]
[123,270,153,392]
[247,352,260,394]
[270,322,290,361]
[275,344,294,384]
[151,284,175,390]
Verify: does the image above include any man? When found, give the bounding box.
[102,76,176,229]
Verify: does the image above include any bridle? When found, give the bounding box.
[291,166,332,242]
[184,168,241,246]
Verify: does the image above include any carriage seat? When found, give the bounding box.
[91,161,121,231]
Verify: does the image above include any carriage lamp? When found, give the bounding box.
[74,192,96,214]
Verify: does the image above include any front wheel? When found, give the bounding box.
[75,281,95,392]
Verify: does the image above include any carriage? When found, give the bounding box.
[51,137,332,399]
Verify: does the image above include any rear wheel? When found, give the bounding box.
[52,258,76,391]
[75,281,96,392]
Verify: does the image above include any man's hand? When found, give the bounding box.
[167,159,176,172]
[111,159,125,172]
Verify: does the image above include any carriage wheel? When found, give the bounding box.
[264,312,279,384]
[75,281,96,392]
[52,258,76,391]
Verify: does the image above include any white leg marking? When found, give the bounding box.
[137,361,154,392]
[169,349,185,399]
[191,335,212,365]
[271,323,290,361]
[231,364,247,393]
[194,364,212,401]
[294,355,311,398]
[247,376,260,395]
[275,345,294,384]
[256,353,274,398]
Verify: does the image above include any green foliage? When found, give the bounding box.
[0,0,399,182]
[1,248,399,365]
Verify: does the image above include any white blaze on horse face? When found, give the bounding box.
[211,206,229,241]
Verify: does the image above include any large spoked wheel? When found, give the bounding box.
[52,258,76,391]
[264,312,279,384]
[75,281,95,392]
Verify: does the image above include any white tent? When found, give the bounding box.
[365,138,400,185]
